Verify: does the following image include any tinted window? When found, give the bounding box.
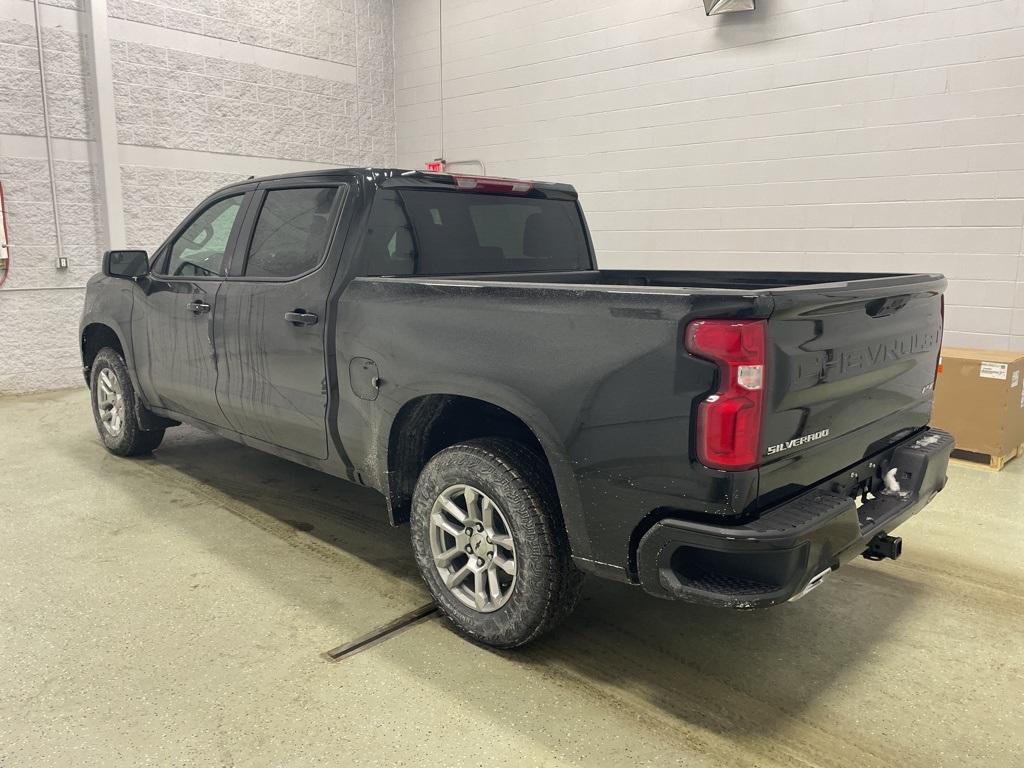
[360,189,589,276]
[360,190,417,275]
[245,186,342,278]
[166,195,243,277]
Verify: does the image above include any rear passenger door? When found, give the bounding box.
[214,178,351,459]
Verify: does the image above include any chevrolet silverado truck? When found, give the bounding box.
[80,168,953,647]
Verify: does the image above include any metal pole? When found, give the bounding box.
[438,0,444,160]
[32,0,65,267]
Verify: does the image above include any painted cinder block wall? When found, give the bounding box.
[5,0,1024,395]
[395,0,1024,352]
[0,0,396,393]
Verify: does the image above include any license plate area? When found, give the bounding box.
[824,443,919,531]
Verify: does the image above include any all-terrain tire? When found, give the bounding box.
[89,347,165,456]
[410,438,584,648]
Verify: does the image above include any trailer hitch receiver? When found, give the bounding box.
[863,532,902,561]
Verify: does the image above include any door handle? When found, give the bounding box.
[186,300,211,314]
[285,310,318,326]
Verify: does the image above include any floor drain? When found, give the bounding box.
[323,603,439,662]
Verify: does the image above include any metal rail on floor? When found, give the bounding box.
[322,603,439,662]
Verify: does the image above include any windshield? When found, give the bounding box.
[360,189,591,276]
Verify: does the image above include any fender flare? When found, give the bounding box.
[376,380,595,562]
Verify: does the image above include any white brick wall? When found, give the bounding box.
[0,0,396,393]
[107,0,359,64]
[0,156,103,289]
[395,0,1024,351]
[0,18,93,139]
[120,164,247,251]
[110,42,366,164]
[0,154,103,392]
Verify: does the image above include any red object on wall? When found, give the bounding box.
[425,160,446,172]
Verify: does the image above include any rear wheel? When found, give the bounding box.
[410,438,583,648]
[89,347,165,456]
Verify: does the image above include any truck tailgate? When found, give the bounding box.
[758,274,945,508]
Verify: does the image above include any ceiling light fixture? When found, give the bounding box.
[704,0,755,15]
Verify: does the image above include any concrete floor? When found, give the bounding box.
[1,389,1022,767]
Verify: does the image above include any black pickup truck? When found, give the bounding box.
[81,168,952,647]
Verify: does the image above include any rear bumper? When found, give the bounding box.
[636,428,953,608]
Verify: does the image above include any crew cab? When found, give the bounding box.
[80,168,952,647]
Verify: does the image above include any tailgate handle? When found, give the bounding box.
[865,295,910,317]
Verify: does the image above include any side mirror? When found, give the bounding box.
[103,249,149,279]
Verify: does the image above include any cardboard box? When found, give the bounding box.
[931,347,1024,459]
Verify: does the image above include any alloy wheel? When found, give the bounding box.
[96,367,125,436]
[428,484,517,612]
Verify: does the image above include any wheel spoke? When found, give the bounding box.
[462,487,481,521]
[445,563,472,589]
[481,497,495,529]
[473,568,487,610]
[487,567,501,602]
[433,547,461,568]
[440,496,468,523]
[100,407,113,422]
[490,534,513,551]
[494,554,516,577]
[431,512,463,539]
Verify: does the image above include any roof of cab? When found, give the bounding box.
[215,168,578,200]
[216,167,390,192]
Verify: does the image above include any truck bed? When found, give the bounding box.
[341,266,944,574]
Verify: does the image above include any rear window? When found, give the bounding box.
[360,189,590,276]
[244,186,343,278]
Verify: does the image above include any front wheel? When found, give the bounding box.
[90,347,165,456]
[410,438,583,648]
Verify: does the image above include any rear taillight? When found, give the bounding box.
[684,319,767,471]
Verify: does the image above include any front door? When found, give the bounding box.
[215,181,350,458]
[134,191,248,428]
